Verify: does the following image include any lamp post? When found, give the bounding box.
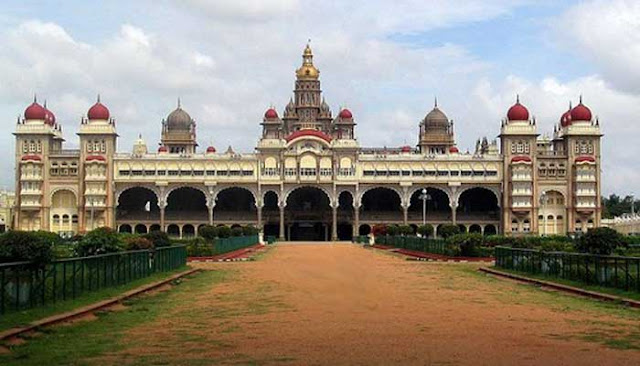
[419,188,432,227]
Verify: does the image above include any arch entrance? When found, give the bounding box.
[285,187,331,241]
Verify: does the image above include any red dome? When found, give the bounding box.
[400,145,412,153]
[264,108,278,119]
[560,110,572,127]
[206,146,216,153]
[24,101,47,120]
[158,146,168,153]
[507,100,529,121]
[449,146,459,153]
[44,107,56,126]
[511,155,532,163]
[88,102,110,120]
[339,108,352,119]
[570,103,592,121]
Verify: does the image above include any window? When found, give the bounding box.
[242,170,254,176]
[53,215,60,225]
[72,215,78,224]
[300,168,316,176]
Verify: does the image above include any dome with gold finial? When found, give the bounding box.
[295,43,319,80]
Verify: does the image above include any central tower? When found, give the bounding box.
[283,44,333,134]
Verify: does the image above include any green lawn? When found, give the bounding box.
[0,266,190,332]
[0,270,221,365]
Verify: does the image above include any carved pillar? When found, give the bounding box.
[256,202,264,231]
[451,203,457,225]
[279,202,286,240]
[331,202,338,241]
[402,204,409,225]
[353,203,361,238]
[159,200,167,232]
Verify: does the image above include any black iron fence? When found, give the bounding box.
[375,235,447,255]
[0,245,187,315]
[495,246,640,293]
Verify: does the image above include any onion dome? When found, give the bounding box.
[507,96,529,121]
[206,146,216,153]
[560,103,572,127]
[400,145,412,153]
[43,102,56,126]
[339,108,352,119]
[158,146,168,153]
[24,98,47,120]
[88,96,110,120]
[264,108,278,119]
[570,97,592,121]
[166,99,194,131]
[295,43,319,80]
[511,155,532,163]
[449,146,459,154]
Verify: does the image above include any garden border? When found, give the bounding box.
[479,267,640,308]
[0,268,200,342]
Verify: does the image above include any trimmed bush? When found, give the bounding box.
[124,236,153,251]
[217,226,232,238]
[198,225,218,241]
[398,225,413,236]
[76,227,124,257]
[143,231,171,248]
[576,227,626,255]
[447,233,484,257]
[387,225,399,236]
[231,226,244,237]
[417,224,434,238]
[185,237,213,257]
[242,225,259,236]
[438,224,460,239]
[0,231,56,265]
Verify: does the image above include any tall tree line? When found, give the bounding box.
[601,194,639,218]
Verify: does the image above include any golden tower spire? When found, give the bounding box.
[296,41,319,80]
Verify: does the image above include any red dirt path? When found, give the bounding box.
[118,243,640,365]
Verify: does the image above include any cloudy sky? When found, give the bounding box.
[1,0,638,195]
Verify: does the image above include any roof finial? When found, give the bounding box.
[569,101,572,109]
[579,94,583,104]
[33,94,37,103]
[138,133,142,139]
[434,96,438,108]
[516,94,520,103]
[43,99,47,108]
[177,97,181,108]
[97,94,101,103]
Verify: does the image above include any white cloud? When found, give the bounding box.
[556,0,640,94]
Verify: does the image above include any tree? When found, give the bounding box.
[447,233,483,257]
[438,224,460,239]
[242,225,259,236]
[0,231,55,265]
[231,226,244,237]
[398,225,413,236]
[602,194,639,218]
[576,227,626,255]
[124,236,153,250]
[144,231,171,247]
[217,226,232,238]
[387,225,399,236]
[417,224,434,238]
[76,227,124,257]
[198,225,218,241]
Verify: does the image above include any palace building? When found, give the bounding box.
[12,44,603,240]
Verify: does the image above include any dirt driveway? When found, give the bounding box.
[112,243,640,365]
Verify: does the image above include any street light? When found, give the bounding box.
[419,188,432,227]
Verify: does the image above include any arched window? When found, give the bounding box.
[52,215,60,224]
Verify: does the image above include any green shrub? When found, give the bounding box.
[231,226,244,237]
[198,225,218,241]
[76,227,124,257]
[438,224,460,239]
[417,224,434,238]
[387,225,399,236]
[447,233,484,257]
[242,225,259,236]
[398,225,413,236]
[539,240,574,252]
[143,231,171,247]
[576,227,626,255]
[185,237,213,257]
[124,236,153,251]
[0,231,55,265]
[217,226,231,238]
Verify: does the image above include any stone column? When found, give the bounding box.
[206,196,215,226]
[279,203,286,240]
[256,203,263,232]
[331,203,338,241]
[159,201,167,232]
[353,204,361,238]
[451,203,458,225]
[402,204,409,225]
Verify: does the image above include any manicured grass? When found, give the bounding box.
[493,267,640,302]
[0,266,190,332]
[0,270,223,366]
